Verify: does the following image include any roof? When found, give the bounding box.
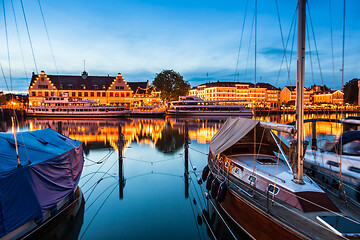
[195,81,278,90]
[129,81,149,94]
[284,86,296,91]
[30,72,148,92]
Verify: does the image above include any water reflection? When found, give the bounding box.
[9,114,357,239]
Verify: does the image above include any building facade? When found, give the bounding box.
[312,90,344,105]
[188,81,280,108]
[28,71,161,106]
[280,86,311,104]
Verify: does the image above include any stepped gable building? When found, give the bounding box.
[28,71,160,106]
[188,81,280,107]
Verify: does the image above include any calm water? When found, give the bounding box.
[7,114,357,239]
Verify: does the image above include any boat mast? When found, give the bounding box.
[294,0,306,185]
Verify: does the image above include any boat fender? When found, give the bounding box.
[217,182,228,203]
[202,165,210,181]
[196,177,203,185]
[206,173,214,191]
[210,178,220,199]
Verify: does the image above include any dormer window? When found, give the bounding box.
[59,84,63,89]
[67,84,73,89]
[81,84,86,89]
[93,85,98,90]
[102,85,106,89]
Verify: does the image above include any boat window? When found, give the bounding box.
[342,140,360,155]
[257,158,277,165]
[326,161,339,167]
[267,184,279,195]
[248,175,256,183]
[349,166,360,174]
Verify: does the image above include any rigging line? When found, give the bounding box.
[37,0,59,77]
[10,0,28,80]
[189,146,208,155]
[80,150,115,187]
[254,0,257,86]
[243,2,255,82]
[79,182,119,240]
[19,0,38,73]
[328,0,335,89]
[341,0,346,90]
[306,22,315,87]
[275,5,298,87]
[186,189,204,240]
[82,157,118,200]
[2,0,12,92]
[84,181,118,212]
[233,0,249,82]
[306,2,324,86]
[274,0,291,81]
[288,13,297,86]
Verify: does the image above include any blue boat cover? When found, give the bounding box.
[0,128,84,238]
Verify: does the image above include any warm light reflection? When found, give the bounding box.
[25,114,356,149]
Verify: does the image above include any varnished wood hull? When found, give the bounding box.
[218,188,309,240]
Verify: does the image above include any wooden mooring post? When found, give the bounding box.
[311,122,317,150]
[57,121,62,134]
[118,123,125,199]
[184,121,189,199]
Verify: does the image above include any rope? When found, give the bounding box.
[189,147,208,155]
[20,0,38,73]
[328,0,335,90]
[233,0,249,82]
[2,0,12,92]
[10,0,28,80]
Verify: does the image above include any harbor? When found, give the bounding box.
[0,0,359,239]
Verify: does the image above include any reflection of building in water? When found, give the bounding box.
[27,118,167,149]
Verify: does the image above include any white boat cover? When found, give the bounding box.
[210,117,259,156]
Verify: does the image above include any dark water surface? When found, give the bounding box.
[9,114,353,240]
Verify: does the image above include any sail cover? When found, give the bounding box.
[210,117,259,156]
[0,128,84,238]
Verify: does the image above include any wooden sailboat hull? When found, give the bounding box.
[218,188,306,240]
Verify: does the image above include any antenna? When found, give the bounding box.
[84,60,86,72]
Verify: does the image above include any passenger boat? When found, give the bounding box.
[0,128,84,239]
[131,105,166,117]
[26,96,131,118]
[166,96,253,117]
[202,1,360,239]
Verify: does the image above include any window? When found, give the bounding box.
[45,92,49,97]
[327,161,339,167]
[32,92,36,97]
[102,92,106,97]
[267,184,279,195]
[349,166,360,173]
[248,175,256,183]
[126,92,130,97]
[116,86,124,90]
[67,84,73,89]
[81,84,86,89]
[97,92,101,97]
[72,92,76,97]
[93,85,98,90]
[38,85,48,89]
[78,92,82,97]
[84,92,88,97]
[102,85,106,89]
[91,92,94,97]
[121,92,125,97]
[110,92,113,97]
[115,92,119,97]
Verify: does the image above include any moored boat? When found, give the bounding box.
[131,105,166,117]
[0,128,84,239]
[26,96,131,118]
[166,96,253,117]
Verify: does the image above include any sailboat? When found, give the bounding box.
[203,0,360,239]
[0,127,84,239]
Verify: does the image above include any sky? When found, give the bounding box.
[0,0,359,93]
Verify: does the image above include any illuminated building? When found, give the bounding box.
[188,81,280,108]
[28,71,161,106]
[312,90,344,105]
[280,86,311,104]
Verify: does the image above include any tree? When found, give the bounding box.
[343,78,359,105]
[152,69,191,101]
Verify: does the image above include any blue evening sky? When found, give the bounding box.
[0,0,359,93]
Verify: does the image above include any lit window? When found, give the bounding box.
[267,184,279,195]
